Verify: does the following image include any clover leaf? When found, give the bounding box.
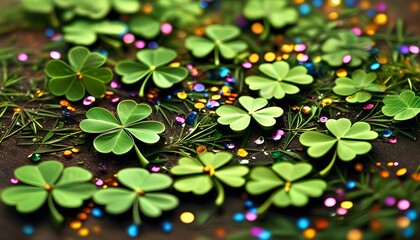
[21,0,54,13]
[245,61,314,99]
[45,46,112,101]
[111,0,140,14]
[115,48,189,98]
[94,168,178,225]
[63,20,127,45]
[185,24,247,66]
[1,161,95,223]
[170,152,249,206]
[54,0,110,20]
[243,0,298,28]
[246,162,327,213]
[79,100,165,167]
[333,70,386,103]
[382,90,420,121]
[299,118,378,175]
[321,30,374,67]
[216,96,283,131]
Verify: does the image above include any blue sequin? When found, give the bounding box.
[148,41,159,49]
[161,221,173,233]
[259,230,272,240]
[127,224,139,237]
[312,0,323,8]
[296,217,310,230]
[370,62,381,70]
[233,213,245,222]
[382,129,393,138]
[245,200,254,208]
[403,226,414,238]
[299,3,311,16]
[44,28,55,38]
[346,180,356,189]
[406,209,418,221]
[92,207,103,218]
[219,67,230,78]
[22,225,34,235]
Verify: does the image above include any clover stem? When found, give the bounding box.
[133,144,150,168]
[214,47,220,66]
[319,151,337,176]
[48,194,64,225]
[257,192,275,215]
[260,18,270,41]
[139,72,153,98]
[214,179,225,206]
[132,196,141,225]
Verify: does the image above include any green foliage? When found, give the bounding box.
[1,161,95,223]
[246,162,326,212]
[20,0,54,14]
[321,30,374,67]
[94,168,178,225]
[63,20,126,45]
[216,96,283,131]
[333,70,386,103]
[45,46,112,101]
[382,90,420,120]
[245,61,313,99]
[185,25,247,65]
[79,100,165,167]
[115,48,189,97]
[170,152,249,206]
[243,0,298,28]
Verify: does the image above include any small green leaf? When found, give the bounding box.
[130,15,161,39]
[1,186,48,213]
[243,0,298,28]
[382,90,420,121]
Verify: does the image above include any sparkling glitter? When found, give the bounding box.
[324,197,336,207]
[50,51,61,59]
[397,199,410,210]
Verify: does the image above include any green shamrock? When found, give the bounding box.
[245,61,314,99]
[299,118,378,175]
[94,168,178,225]
[246,162,327,213]
[382,90,420,121]
[321,30,374,67]
[185,24,247,66]
[216,96,283,131]
[170,152,249,206]
[45,46,113,101]
[243,0,298,28]
[1,161,96,223]
[79,100,165,167]
[54,0,110,20]
[115,48,189,98]
[333,70,386,103]
[63,20,127,45]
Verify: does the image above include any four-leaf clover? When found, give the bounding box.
[185,25,247,65]
[246,162,327,213]
[333,70,386,103]
[382,90,420,121]
[94,168,178,225]
[170,152,249,206]
[1,161,96,223]
[45,46,113,101]
[300,118,378,175]
[79,100,165,167]
[115,48,189,97]
[216,96,283,131]
[245,61,314,99]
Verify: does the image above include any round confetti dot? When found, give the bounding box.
[328,12,339,20]
[215,227,226,238]
[193,83,205,92]
[196,145,207,154]
[354,163,363,171]
[250,226,265,237]
[148,41,159,49]
[402,226,415,238]
[369,219,382,231]
[78,227,90,237]
[92,208,103,218]
[296,217,310,230]
[272,129,284,140]
[10,178,19,184]
[17,53,28,62]
[396,168,407,177]
[297,53,309,62]
[50,51,61,59]
[319,116,328,123]
[245,211,257,221]
[70,220,82,230]
[396,216,410,228]
[328,0,342,7]
[409,45,419,54]
[248,53,259,63]
[302,228,316,239]
[259,230,272,240]
[324,197,336,207]
[161,221,173,233]
[336,68,347,77]
[397,199,410,210]
[135,40,146,49]
[346,229,363,240]
[294,43,307,52]
[242,62,252,69]
[389,137,397,144]
[180,212,195,224]
[400,45,410,54]
[346,181,356,189]
[233,213,245,222]
[314,218,329,230]
[251,22,264,34]
[379,170,389,178]
[321,98,333,106]
[194,102,205,109]
[342,54,352,64]
[127,224,139,237]
[122,33,135,44]
[281,44,294,53]
[382,129,393,138]
[352,27,362,36]
[370,62,381,70]
[22,224,35,235]
[77,212,88,220]
[64,150,73,159]
[264,52,276,62]
[374,13,388,25]
[406,209,418,221]
[384,196,396,206]
[299,3,311,15]
[237,148,248,157]
[341,201,353,209]
[336,207,347,215]
[161,22,173,35]
[363,103,374,110]
[177,91,187,100]
[302,106,311,114]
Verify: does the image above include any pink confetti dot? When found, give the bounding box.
[389,137,397,144]
[324,197,336,207]
[10,178,19,184]
[342,54,352,64]
[409,45,419,54]
[351,28,362,36]
[384,196,396,206]
[245,211,258,221]
[49,51,61,59]
[336,207,347,215]
[150,166,160,172]
[17,53,28,62]
[161,22,173,35]
[95,179,104,186]
[397,199,410,210]
[122,33,135,44]
[242,62,252,69]
[363,103,374,110]
[135,40,146,49]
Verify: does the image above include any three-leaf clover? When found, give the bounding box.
[382,90,420,121]
[299,118,378,175]
[321,30,374,67]
[333,70,386,103]
[1,161,96,223]
[243,0,298,29]
[246,162,327,213]
[216,96,283,131]
[245,61,314,99]
[170,152,249,206]
[185,25,247,66]
[79,100,165,167]
[115,48,189,98]
[94,168,178,225]
[45,46,113,101]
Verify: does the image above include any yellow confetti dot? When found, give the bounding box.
[376,56,388,64]
[294,0,305,4]
[194,102,205,109]
[365,23,378,36]
[211,94,221,100]
[387,161,394,167]
[374,13,388,25]
[302,106,312,114]
[198,98,207,103]
[302,228,317,239]
[281,44,294,53]
[396,168,407,177]
[221,86,230,94]
[336,68,347,78]
[13,107,21,112]
[177,91,187,100]
[321,98,333,107]
[346,229,363,240]
[328,0,342,7]
[281,54,289,60]
[248,53,259,63]
[313,56,321,63]
[251,22,264,34]
[396,216,410,228]
[78,227,90,237]
[341,201,353,209]
[169,62,180,67]
[70,220,82,230]
[64,150,73,159]
[264,52,276,62]
[180,212,195,224]
[237,149,248,157]
[328,12,339,20]
[72,147,80,153]
[210,86,220,92]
